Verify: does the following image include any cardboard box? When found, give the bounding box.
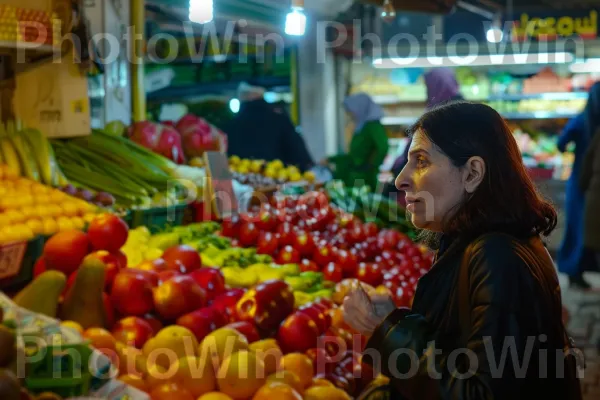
[13,51,91,138]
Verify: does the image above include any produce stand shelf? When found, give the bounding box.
[130,204,188,233]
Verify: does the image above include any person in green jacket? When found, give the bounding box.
[327,93,389,190]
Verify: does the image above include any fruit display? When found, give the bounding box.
[0,169,98,242]
[0,5,57,46]
[228,157,317,187]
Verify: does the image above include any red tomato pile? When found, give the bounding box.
[221,191,434,308]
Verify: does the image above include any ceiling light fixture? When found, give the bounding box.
[189,0,213,24]
[381,0,396,23]
[373,52,575,68]
[285,0,307,36]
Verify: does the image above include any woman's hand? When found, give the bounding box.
[342,283,396,337]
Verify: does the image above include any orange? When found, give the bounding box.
[119,374,148,393]
[61,321,84,335]
[116,343,147,378]
[150,383,194,400]
[310,378,335,388]
[144,326,198,369]
[252,382,302,400]
[197,393,233,400]
[279,353,314,388]
[330,307,344,328]
[217,350,266,399]
[248,339,282,375]
[83,328,117,353]
[266,370,303,395]
[304,385,351,400]
[199,328,249,366]
[146,363,177,390]
[171,356,216,397]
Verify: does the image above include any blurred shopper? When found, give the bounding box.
[384,68,463,198]
[580,82,600,276]
[326,93,389,190]
[557,83,600,289]
[344,102,582,400]
[224,83,314,171]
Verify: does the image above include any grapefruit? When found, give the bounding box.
[171,356,216,397]
[279,353,314,388]
[266,370,303,394]
[144,326,198,369]
[248,339,282,376]
[199,328,248,366]
[217,350,265,399]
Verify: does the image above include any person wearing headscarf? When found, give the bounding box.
[559,82,600,289]
[223,82,314,171]
[326,93,389,190]
[383,68,463,198]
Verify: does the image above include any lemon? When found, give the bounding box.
[35,195,51,205]
[26,219,44,235]
[9,224,35,242]
[42,218,59,235]
[83,213,97,223]
[0,215,8,226]
[20,195,34,206]
[303,171,316,183]
[57,217,74,231]
[61,202,79,217]
[35,205,52,218]
[50,190,67,201]
[71,217,85,230]
[47,204,63,218]
[5,210,25,224]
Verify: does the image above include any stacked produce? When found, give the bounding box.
[0,168,98,242]
[52,131,195,208]
[0,5,58,46]
[228,156,317,188]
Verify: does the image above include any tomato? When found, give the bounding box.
[294,230,315,256]
[338,213,356,229]
[221,214,241,237]
[87,214,129,253]
[300,259,319,273]
[405,245,422,259]
[238,221,260,247]
[323,262,343,283]
[277,245,301,264]
[256,209,278,231]
[336,249,358,278]
[356,263,383,287]
[362,222,379,237]
[347,224,365,245]
[257,231,279,255]
[313,241,335,266]
[277,222,296,247]
[299,191,329,211]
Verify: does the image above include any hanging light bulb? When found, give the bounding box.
[189,0,213,24]
[381,0,396,23]
[285,0,307,36]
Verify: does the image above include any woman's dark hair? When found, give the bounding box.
[408,101,557,243]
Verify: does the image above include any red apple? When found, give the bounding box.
[299,259,319,273]
[143,315,163,335]
[238,221,260,247]
[112,317,154,349]
[103,292,115,330]
[306,347,335,375]
[226,321,260,343]
[297,304,330,334]
[236,280,294,336]
[323,262,343,283]
[44,230,90,276]
[188,268,225,302]
[356,263,383,287]
[256,232,279,256]
[136,258,168,273]
[87,214,128,253]
[221,215,241,238]
[122,268,159,287]
[176,307,225,342]
[114,250,128,269]
[157,269,181,285]
[33,257,47,278]
[162,245,202,274]
[293,230,315,257]
[153,275,207,321]
[277,312,320,354]
[111,271,154,317]
[88,250,124,291]
[336,250,358,278]
[277,245,301,264]
[211,289,246,322]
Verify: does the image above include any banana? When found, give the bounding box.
[10,134,40,181]
[22,128,53,185]
[47,143,69,186]
[0,138,22,177]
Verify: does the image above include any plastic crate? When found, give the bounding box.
[130,203,188,233]
[0,235,45,294]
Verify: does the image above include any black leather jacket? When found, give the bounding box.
[363,233,583,400]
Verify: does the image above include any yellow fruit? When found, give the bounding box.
[83,328,117,353]
[144,326,198,370]
[84,213,97,223]
[35,194,52,205]
[199,328,249,366]
[71,217,85,230]
[268,160,284,170]
[57,217,74,232]
[20,194,34,206]
[4,210,25,223]
[0,196,20,209]
[36,205,52,218]
[217,350,265,399]
[41,218,59,235]
[253,381,302,400]
[198,392,233,400]
[61,202,80,217]
[266,370,303,395]
[26,219,44,235]
[146,363,176,390]
[303,171,316,183]
[20,206,37,218]
[279,353,314,388]
[46,204,63,217]
[286,166,300,175]
[303,386,351,400]
[33,185,52,195]
[171,356,216,397]
[117,344,148,378]
[50,190,67,202]
[248,339,282,376]
[236,165,249,174]
[8,224,35,242]
[277,170,289,181]
[61,320,84,335]
[229,155,241,165]
[264,168,277,179]
[310,378,335,388]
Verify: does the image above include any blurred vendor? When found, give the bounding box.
[326,93,389,191]
[224,83,314,172]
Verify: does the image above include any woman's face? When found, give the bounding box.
[395,130,467,231]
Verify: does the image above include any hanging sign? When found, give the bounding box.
[511,10,598,42]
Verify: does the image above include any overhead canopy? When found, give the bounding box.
[362,0,458,14]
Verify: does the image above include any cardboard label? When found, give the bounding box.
[0,241,26,280]
[203,151,237,219]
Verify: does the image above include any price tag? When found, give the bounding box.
[203,151,238,219]
[0,241,27,280]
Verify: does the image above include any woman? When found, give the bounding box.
[557,83,600,289]
[344,102,582,399]
[580,83,600,268]
[327,93,389,191]
[384,68,463,198]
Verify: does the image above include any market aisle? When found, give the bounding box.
[560,272,600,399]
